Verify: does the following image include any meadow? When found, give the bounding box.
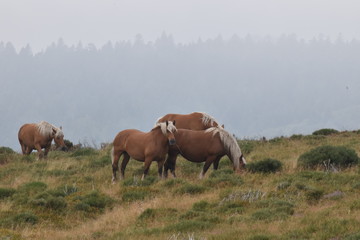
[1,130,360,240]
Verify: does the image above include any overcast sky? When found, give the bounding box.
[1,0,360,52]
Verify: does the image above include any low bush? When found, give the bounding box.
[18,181,48,195]
[163,220,214,232]
[175,184,207,195]
[305,189,324,204]
[298,145,359,169]
[88,155,111,168]
[204,169,243,187]
[121,188,151,202]
[122,176,157,187]
[312,128,339,136]
[247,158,282,173]
[0,188,16,199]
[71,148,98,157]
[30,191,67,210]
[0,146,15,154]
[239,140,257,154]
[12,212,38,226]
[74,191,113,211]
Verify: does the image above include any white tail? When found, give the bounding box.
[110,146,114,165]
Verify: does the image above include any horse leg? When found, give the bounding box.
[25,146,33,155]
[164,153,177,178]
[213,156,222,170]
[44,144,51,158]
[157,157,166,179]
[34,143,43,160]
[120,152,130,180]
[20,141,27,154]
[141,157,153,181]
[112,148,123,183]
[199,156,217,179]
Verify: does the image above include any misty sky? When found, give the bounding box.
[1,0,360,52]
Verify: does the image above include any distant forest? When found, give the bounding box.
[1,34,360,149]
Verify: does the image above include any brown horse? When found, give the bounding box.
[18,121,67,159]
[164,127,247,178]
[156,112,222,130]
[111,121,177,182]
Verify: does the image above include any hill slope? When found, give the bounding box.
[1,131,360,240]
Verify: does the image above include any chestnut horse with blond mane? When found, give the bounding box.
[155,112,222,130]
[18,121,67,159]
[164,126,247,178]
[111,121,177,182]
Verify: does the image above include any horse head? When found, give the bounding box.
[165,120,176,146]
[239,154,247,169]
[53,126,68,151]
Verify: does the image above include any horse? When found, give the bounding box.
[111,121,177,182]
[155,112,222,130]
[164,126,247,178]
[18,121,67,159]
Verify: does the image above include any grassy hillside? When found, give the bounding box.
[1,131,360,240]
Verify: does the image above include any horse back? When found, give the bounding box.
[159,112,206,130]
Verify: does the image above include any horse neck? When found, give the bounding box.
[217,130,241,169]
[151,127,169,144]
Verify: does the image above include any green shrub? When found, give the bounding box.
[247,158,282,173]
[0,146,15,154]
[18,181,48,194]
[248,235,272,240]
[89,155,110,168]
[163,220,213,232]
[298,145,359,169]
[71,148,97,157]
[204,169,243,187]
[305,189,324,204]
[30,191,67,210]
[138,208,178,222]
[217,201,245,214]
[312,128,339,136]
[12,212,38,225]
[122,189,151,202]
[239,140,257,154]
[192,201,210,211]
[176,184,207,195]
[63,139,73,150]
[75,191,113,211]
[0,188,16,199]
[290,134,304,140]
[344,232,360,240]
[122,176,157,187]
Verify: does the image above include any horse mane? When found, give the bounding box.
[205,127,243,168]
[37,121,64,138]
[152,121,177,135]
[199,112,219,127]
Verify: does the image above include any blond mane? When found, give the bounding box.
[205,127,244,168]
[37,121,64,138]
[153,121,177,135]
[199,112,219,127]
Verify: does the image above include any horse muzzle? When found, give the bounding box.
[59,146,68,152]
[169,139,176,146]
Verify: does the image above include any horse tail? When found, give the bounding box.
[110,146,115,166]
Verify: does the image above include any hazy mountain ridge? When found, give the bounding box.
[1,34,360,150]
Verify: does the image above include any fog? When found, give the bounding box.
[1,1,360,150]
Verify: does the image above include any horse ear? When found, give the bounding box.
[173,120,176,126]
[60,126,62,130]
[166,120,168,126]
[221,124,225,128]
